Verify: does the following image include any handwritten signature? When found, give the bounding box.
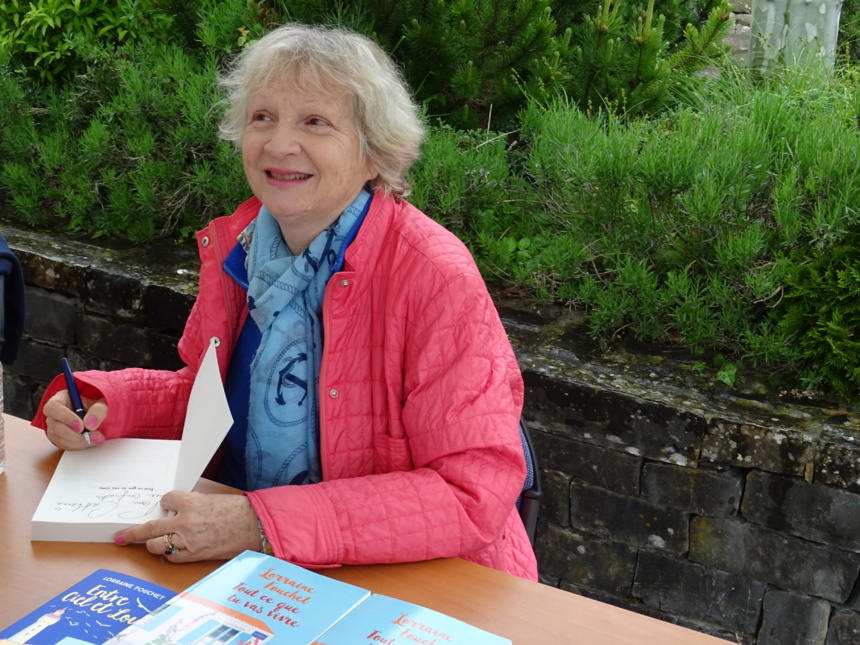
[54,486,162,519]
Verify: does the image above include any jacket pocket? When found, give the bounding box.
[373,432,413,474]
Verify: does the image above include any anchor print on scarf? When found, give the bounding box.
[275,352,308,406]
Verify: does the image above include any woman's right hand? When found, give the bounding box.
[42,391,108,450]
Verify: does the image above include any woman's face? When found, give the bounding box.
[242,80,376,253]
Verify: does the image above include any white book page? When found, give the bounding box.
[31,439,178,540]
[173,340,233,491]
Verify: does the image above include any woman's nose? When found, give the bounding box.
[264,123,301,156]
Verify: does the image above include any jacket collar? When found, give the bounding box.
[339,190,400,276]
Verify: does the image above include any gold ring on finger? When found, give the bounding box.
[163,533,180,556]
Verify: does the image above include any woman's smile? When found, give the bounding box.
[265,169,313,183]
[242,81,376,253]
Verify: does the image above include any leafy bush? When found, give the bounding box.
[0,4,253,241]
[408,125,524,234]
[271,0,569,127]
[562,0,733,115]
[418,65,860,400]
[0,0,734,241]
[269,0,733,126]
[779,242,860,401]
[0,0,169,81]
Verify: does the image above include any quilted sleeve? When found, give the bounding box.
[31,366,197,440]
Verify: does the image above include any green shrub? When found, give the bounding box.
[270,0,568,128]
[0,0,738,243]
[0,0,170,82]
[779,242,860,400]
[0,0,267,240]
[446,65,860,403]
[408,125,522,234]
[268,0,733,126]
[563,0,734,115]
[406,124,576,300]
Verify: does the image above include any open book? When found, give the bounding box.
[105,551,511,645]
[31,339,233,542]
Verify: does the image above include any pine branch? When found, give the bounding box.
[667,1,733,73]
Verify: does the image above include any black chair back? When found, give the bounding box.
[517,418,542,545]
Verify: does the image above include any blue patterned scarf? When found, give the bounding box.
[244,190,370,489]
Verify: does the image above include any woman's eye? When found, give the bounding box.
[307,117,330,126]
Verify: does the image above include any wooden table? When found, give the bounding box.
[0,413,729,643]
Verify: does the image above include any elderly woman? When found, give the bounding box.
[33,23,537,580]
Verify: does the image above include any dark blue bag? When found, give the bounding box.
[0,235,26,365]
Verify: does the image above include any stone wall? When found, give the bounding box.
[5,224,860,644]
[726,0,753,64]
[503,305,860,644]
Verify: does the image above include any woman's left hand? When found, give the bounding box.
[114,491,264,562]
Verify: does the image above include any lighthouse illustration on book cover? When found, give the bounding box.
[0,569,175,645]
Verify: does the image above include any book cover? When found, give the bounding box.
[104,551,371,645]
[312,593,512,645]
[0,569,176,645]
[31,340,233,543]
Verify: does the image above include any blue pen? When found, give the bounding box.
[60,357,86,420]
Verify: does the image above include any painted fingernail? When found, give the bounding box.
[114,534,127,546]
[84,415,98,429]
[91,433,105,445]
[71,420,82,433]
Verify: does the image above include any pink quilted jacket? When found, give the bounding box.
[33,191,538,580]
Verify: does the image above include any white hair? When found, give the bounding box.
[219,23,426,197]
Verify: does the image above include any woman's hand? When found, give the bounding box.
[114,491,264,563]
[42,391,107,450]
